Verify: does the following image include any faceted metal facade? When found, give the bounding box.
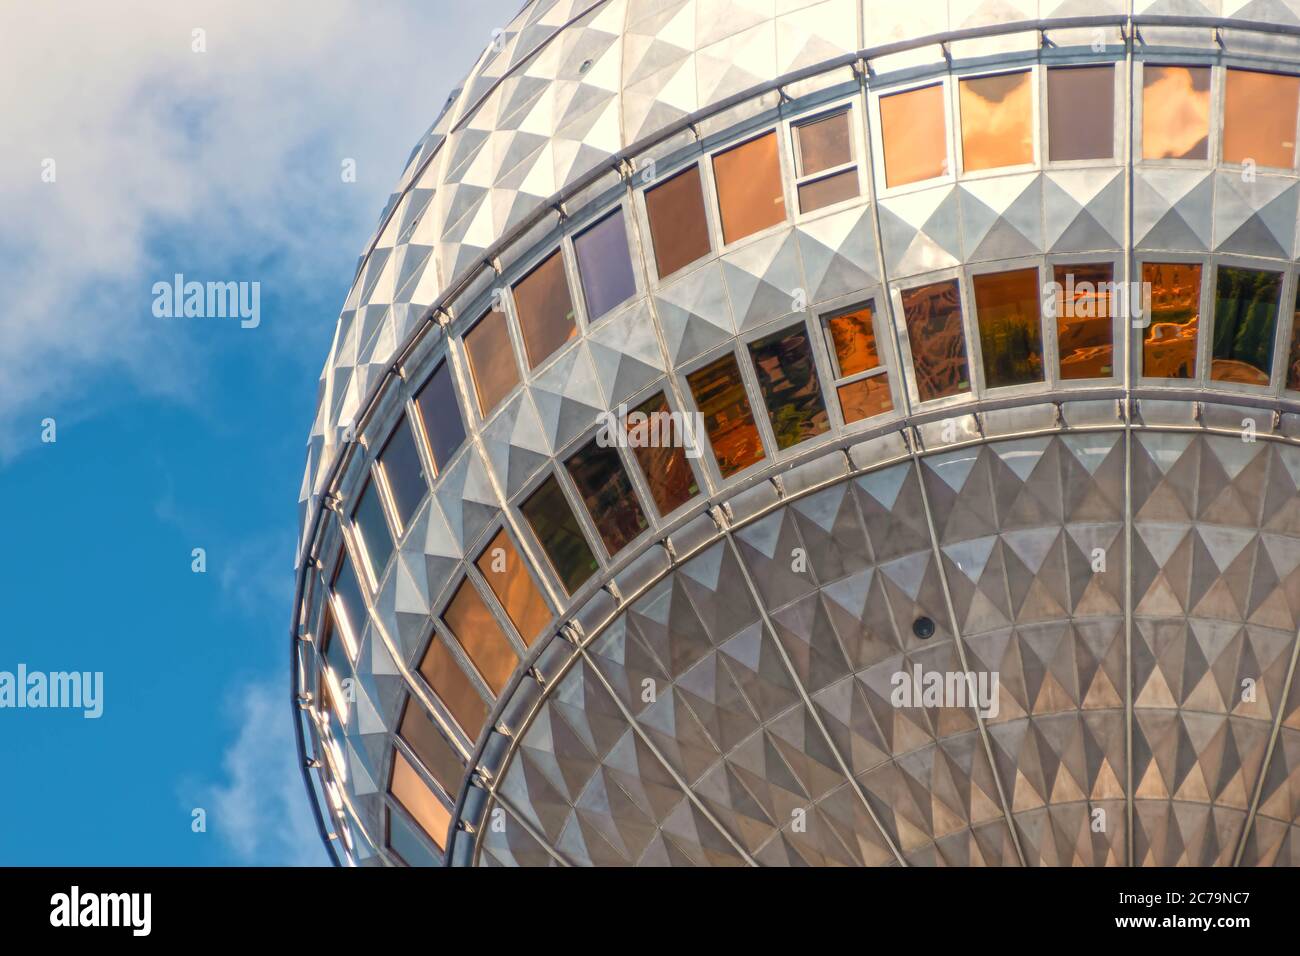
[292,0,1300,866]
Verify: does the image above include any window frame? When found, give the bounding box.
[411,354,470,479]
[868,75,957,198]
[888,266,975,411]
[1132,251,1213,387]
[1220,66,1300,173]
[471,523,556,648]
[964,258,1052,397]
[414,615,495,743]
[436,572,526,695]
[816,291,900,428]
[349,475,397,591]
[952,65,1041,180]
[610,380,708,520]
[1044,251,1125,386]
[1134,60,1219,168]
[512,460,605,598]
[567,198,644,326]
[1040,61,1123,169]
[675,338,773,482]
[634,158,718,289]
[509,243,583,373]
[706,126,795,251]
[372,413,430,541]
[739,315,837,457]
[1206,255,1292,395]
[785,99,865,220]
[458,300,527,424]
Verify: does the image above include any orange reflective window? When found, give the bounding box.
[418,635,488,738]
[880,84,947,187]
[464,310,519,417]
[1223,69,1299,168]
[827,304,880,377]
[972,268,1044,388]
[1053,263,1115,380]
[687,353,765,477]
[625,392,699,516]
[390,750,451,850]
[959,72,1033,172]
[796,111,853,176]
[1141,262,1202,378]
[837,376,893,423]
[1142,66,1210,160]
[398,700,464,798]
[475,530,551,646]
[645,165,712,279]
[902,280,970,401]
[441,580,518,695]
[513,250,576,369]
[713,132,787,244]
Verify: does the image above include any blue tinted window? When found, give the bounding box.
[388,807,440,866]
[574,209,636,320]
[332,553,367,654]
[352,480,394,579]
[416,362,466,473]
[379,417,428,531]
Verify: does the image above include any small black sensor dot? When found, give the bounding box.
[912,616,936,640]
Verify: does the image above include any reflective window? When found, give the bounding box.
[1288,285,1300,391]
[398,699,464,798]
[418,634,488,738]
[625,392,699,515]
[565,439,648,556]
[513,250,576,369]
[520,474,599,594]
[1047,66,1114,162]
[574,209,637,320]
[330,552,366,657]
[901,280,970,401]
[687,353,766,476]
[645,165,711,279]
[713,131,787,244]
[378,417,427,533]
[880,84,947,187]
[475,530,551,646]
[1211,266,1282,386]
[959,71,1033,172]
[1053,263,1115,380]
[1224,69,1299,169]
[464,310,520,417]
[748,323,830,449]
[389,750,451,850]
[793,109,859,213]
[319,609,352,709]
[352,479,394,581]
[972,268,1044,388]
[825,303,893,423]
[1141,262,1202,378]
[441,580,518,695]
[415,361,466,474]
[1142,66,1210,160]
[388,810,440,866]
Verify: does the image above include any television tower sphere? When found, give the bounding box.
[293,0,1300,867]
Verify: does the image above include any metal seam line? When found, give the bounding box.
[1232,467,1300,866]
[905,447,1030,867]
[571,645,761,866]
[716,530,909,866]
[1122,0,1136,867]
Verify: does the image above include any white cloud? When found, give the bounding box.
[200,678,328,866]
[0,0,516,458]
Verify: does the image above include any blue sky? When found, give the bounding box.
[0,0,518,865]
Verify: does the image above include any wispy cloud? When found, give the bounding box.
[197,678,328,867]
[0,0,512,459]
